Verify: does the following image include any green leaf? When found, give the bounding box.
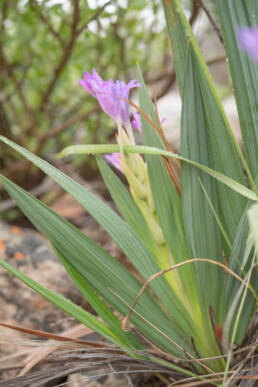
[247,202,258,262]
[137,69,200,320]
[55,142,258,202]
[217,0,258,178]
[0,136,195,341]
[0,173,194,357]
[162,0,249,245]
[223,252,256,384]
[57,144,119,158]
[224,208,257,343]
[180,47,224,323]
[136,73,226,364]
[53,246,141,349]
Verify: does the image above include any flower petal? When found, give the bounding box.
[237,27,258,64]
[131,112,142,132]
[104,153,123,173]
[79,69,141,125]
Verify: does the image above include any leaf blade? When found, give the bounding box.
[0,256,124,347]
[217,0,258,178]
[50,141,258,202]
[180,47,224,322]
[0,136,194,340]
[162,0,249,245]
[0,173,194,356]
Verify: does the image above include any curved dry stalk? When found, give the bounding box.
[121,258,255,331]
[110,289,215,375]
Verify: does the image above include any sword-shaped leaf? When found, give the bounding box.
[162,0,247,246]
[0,135,194,337]
[137,70,200,317]
[180,46,224,324]
[217,0,258,178]
[0,174,193,356]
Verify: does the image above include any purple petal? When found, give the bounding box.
[79,69,141,125]
[104,153,123,173]
[78,68,104,97]
[131,112,142,132]
[237,27,258,64]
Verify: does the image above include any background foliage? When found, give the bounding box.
[0,0,224,191]
[0,0,168,187]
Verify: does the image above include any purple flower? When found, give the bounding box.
[131,112,142,132]
[79,69,141,125]
[237,27,258,64]
[104,153,123,173]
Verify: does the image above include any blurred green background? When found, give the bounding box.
[0,0,169,184]
[0,0,228,220]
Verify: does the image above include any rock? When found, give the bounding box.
[0,222,86,357]
[0,221,140,386]
[67,372,142,387]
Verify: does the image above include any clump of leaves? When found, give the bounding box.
[0,1,257,386]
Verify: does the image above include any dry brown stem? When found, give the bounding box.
[197,0,224,45]
[38,0,111,114]
[121,258,254,331]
